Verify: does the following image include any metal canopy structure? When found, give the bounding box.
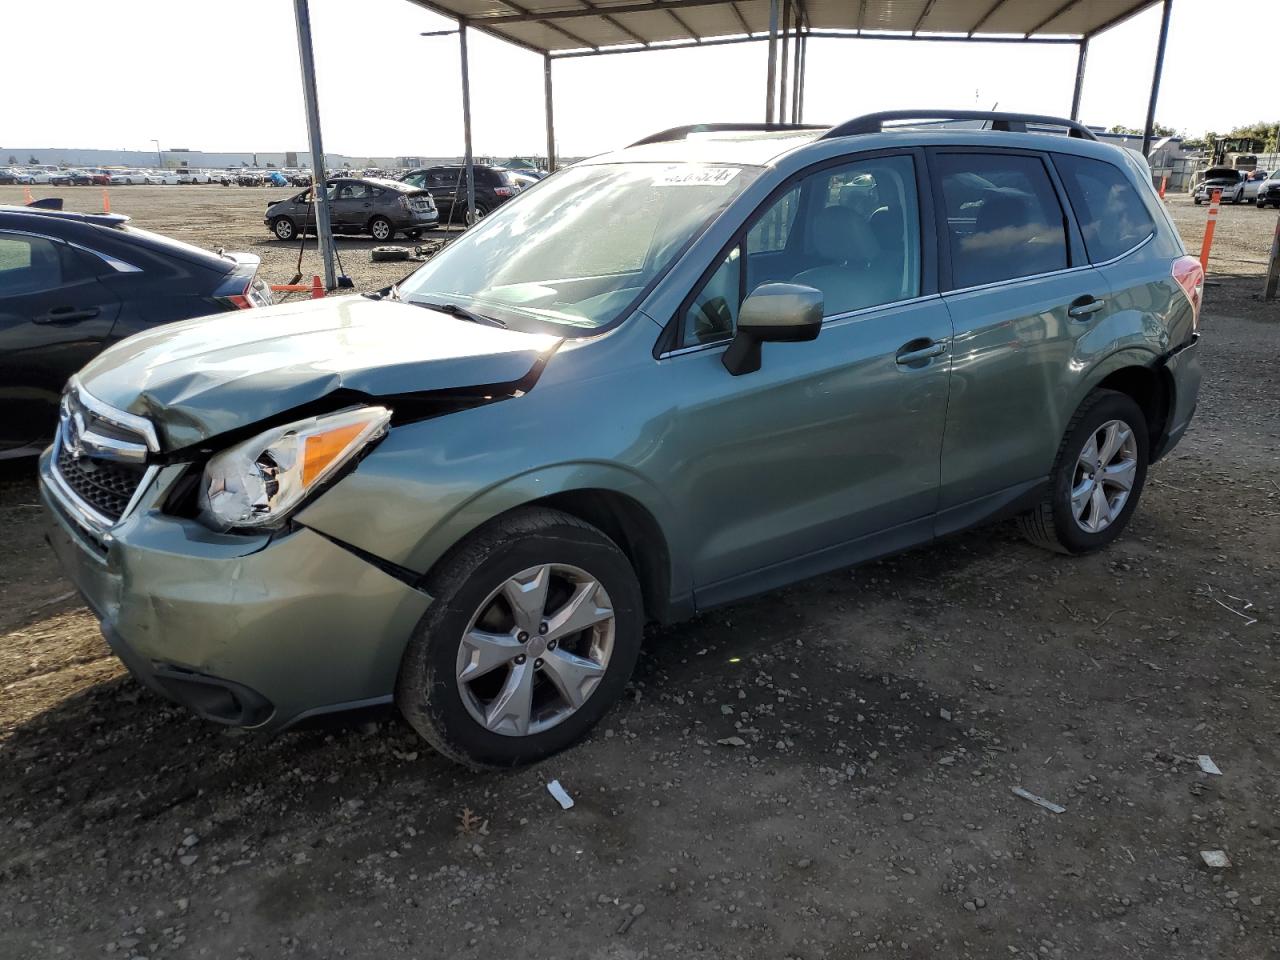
[293,0,1176,288]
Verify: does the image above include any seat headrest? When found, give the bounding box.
[810,205,879,262]
[975,191,1033,237]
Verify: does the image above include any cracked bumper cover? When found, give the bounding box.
[39,450,432,730]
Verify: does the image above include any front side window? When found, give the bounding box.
[1054,153,1156,263]
[681,154,922,346]
[398,162,761,332]
[936,152,1069,288]
[0,233,62,296]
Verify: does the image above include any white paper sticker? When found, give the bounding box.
[653,166,741,187]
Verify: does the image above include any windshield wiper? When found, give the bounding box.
[408,299,506,328]
[363,282,400,302]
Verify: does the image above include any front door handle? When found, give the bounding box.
[34,306,101,324]
[1067,295,1106,319]
[895,338,947,366]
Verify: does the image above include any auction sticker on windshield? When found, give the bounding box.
[653,166,741,186]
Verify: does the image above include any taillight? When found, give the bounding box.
[1172,255,1204,330]
[398,195,410,209]
[494,186,513,197]
[219,275,272,310]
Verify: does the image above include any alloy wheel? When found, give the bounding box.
[455,563,615,737]
[1070,418,1138,533]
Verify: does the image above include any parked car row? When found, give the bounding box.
[1192,166,1274,205]
[265,176,439,241]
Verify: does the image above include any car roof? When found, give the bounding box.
[582,112,1131,172]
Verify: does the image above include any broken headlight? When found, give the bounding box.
[198,406,391,531]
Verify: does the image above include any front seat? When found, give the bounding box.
[792,206,880,315]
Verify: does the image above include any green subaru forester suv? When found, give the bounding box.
[41,111,1203,767]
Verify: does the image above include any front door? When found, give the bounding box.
[660,152,954,606]
[0,231,120,452]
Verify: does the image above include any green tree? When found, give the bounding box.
[1108,122,1176,138]
[1223,121,1280,152]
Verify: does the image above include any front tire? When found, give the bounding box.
[1018,390,1149,555]
[272,216,295,240]
[397,507,643,768]
[369,216,393,241]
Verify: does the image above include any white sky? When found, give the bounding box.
[4,0,1266,160]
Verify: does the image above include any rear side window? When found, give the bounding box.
[0,233,62,296]
[935,153,1068,288]
[1054,154,1156,263]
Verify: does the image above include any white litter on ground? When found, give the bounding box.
[547,780,574,810]
[1200,849,1231,869]
[1011,786,1066,814]
[1197,755,1222,776]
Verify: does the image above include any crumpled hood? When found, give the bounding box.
[77,295,561,450]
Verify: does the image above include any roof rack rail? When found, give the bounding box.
[630,122,827,147]
[821,110,1098,142]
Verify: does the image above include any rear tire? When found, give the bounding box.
[1018,390,1149,555]
[396,507,643,769]
[272,217,295,241]
[369,216,394,241]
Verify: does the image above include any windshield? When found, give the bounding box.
[398,161,761,331]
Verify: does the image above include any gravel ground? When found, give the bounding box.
[1,185,1278,960]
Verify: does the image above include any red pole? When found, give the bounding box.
[1159,175,1168,199]
[1198,188,1221,272]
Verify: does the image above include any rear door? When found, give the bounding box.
[0,230,121,451]
[929,148,1108,527]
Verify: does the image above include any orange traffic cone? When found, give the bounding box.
[102,189,110,214]
[310,275,325,299]
[23,185,33,204]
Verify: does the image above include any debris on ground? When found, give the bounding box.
[716,736,747,747]
[1198,755,1223,776]
[1200,850,1232,869]
[547,779,574,810]
[1011,785,1066,814]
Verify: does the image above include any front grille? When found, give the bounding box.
[55,443,148,522]
[50,383,158,528]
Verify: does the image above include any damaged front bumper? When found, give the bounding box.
[39,451,432,730]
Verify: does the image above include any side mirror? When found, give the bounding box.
[722,282,824,376]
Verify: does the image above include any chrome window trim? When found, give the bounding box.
[1089,229,1155,268]
[68,376,160,451]
[47,425,161,538]
[0,227,143,274]
[47,380,161,538]
[658,292,943,360]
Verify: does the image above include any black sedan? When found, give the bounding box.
[0,205,271,459]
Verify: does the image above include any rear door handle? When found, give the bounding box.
[1067,295,1106,319]
[34,306,101,324]
[895,339,947,366]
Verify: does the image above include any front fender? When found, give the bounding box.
[297,446,685,595]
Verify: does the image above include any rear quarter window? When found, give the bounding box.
[1053,154,1156,263]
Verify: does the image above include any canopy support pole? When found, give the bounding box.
[790,10,803,121]
[1142,0,1173,157]
[765,0,779,122]
[291,0,335,291]
[543,53,556,172]
[779,0,791,123]
[459,20,476,222]
[1069,39,1088,121]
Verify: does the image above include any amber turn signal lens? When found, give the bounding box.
[302,422,367,486]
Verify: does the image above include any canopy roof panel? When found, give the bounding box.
[405,0,1158,55]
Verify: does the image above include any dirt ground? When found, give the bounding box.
[1,185,1279,960]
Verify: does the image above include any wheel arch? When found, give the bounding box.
[1076,353,1172,454]
[414,482,680,627]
